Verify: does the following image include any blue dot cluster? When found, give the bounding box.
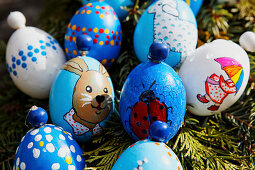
[7,36,59,77]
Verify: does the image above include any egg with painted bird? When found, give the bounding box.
[179,39,250,116]
[64,1,122,68]
[112,139,183,170]
[82,0,134,21]
[13,106,85,170]
[183,0,203,16]
[134,0,198,69]
[119,42,186,142]
[50,35,115,142]
[5,11,66,99]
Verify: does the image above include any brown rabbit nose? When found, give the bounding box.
[96,95,105,104]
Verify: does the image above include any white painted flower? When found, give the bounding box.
[33,148,40,158]
[54,127,62,131]
[20,162,26,170]
[68,136,73,141]
[46,143,55,152]
[30,129,39,135]
[34,134,42,141]
[16,157,20,166]
[27,142,33,149]
[77,155,81,162]
[70,145,75,153]
[46,135,53,142]
[137,160,142,165]
[68,165,75,170]
[59,134,65,140]
[51,163,60,170]
[58,146,70,158]
[44,127,51,133]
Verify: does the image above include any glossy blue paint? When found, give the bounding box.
[149,121,171,142]
[13,124,85,170]
[119,43,186,142]
[133,0,198,69]
[64,1,122,68]
[26,106,48,128]
[112,139,183,170]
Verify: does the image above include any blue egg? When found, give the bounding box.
[133,0,198,68]
[183,0,203,16]
[13,124,85,170]
[119,43,186,142]
[64,1,122,68]
[49,56,115,142]
[82,0,134,21]
[112,140,183,170]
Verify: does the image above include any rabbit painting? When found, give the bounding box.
[148,0,197,67]
[63,57,113,136]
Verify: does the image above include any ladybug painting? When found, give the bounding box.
[127,80,173,139]
[120,42,186,142]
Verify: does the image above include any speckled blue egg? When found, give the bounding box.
[64,1,122,68]
[82,0,134,21]
[49,56,115,142]
[133,0,198,68]
[184,0,203,16]
[119,59,186,142]
[13,124,85,170]
[112,140,183,170]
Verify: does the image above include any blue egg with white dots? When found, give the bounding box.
[34,48,39,53]
[133,0,198,68]
[112,140,183,170]
[13,124,86,170]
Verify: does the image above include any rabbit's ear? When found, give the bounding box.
[63,58,88,76]
[99,64,107,75]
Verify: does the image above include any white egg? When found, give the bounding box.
[239,31,255,52]
[179,39,250,116]
[6,11,66,99]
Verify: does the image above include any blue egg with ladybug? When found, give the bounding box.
[134,0,198,69]
[119,42,186,142]
[14,106,85,170]
[64,1,122,68]
[112,121,183,170]
[50,35,115,142]
[82,0,134,21]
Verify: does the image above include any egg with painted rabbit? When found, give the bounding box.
[50,35,114,142]
[134,0,198,69]
[6,11,66,99]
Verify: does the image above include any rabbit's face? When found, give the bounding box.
[73,70,113,127]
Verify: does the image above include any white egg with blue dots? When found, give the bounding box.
[6,11,66,99]
[13,124,85,170]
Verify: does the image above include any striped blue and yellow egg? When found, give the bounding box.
[13,124,85,170]
[112,140,183,170]
[64,1,122,68]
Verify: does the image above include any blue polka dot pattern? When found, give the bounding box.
[9,37,60,77]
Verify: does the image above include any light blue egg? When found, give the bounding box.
[13,124,85,170]
[119,59,186,142]
[112,140,183,170]
[183,0,204,16]
[64,1,122,68]
[82,0,134,20]
[133,0,198,68]
[49,56,115,142]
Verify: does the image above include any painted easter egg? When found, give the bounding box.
[64,1,122,68]
[119,42,186,142]
[179,39,250,116]
[184,0,203,16]
[6,11,66,99]
[112,139,183,170]
[13,106,85,170]
[50,35,115,142]
[82,0,134,21]
[133,0,198,69]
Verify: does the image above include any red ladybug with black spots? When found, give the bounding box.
[126,80,172,140]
